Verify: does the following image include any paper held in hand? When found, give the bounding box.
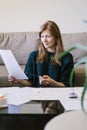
[0,49,28,79]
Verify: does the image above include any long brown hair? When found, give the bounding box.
[36,20,64,65]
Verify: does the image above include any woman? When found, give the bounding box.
[8,20,74,114]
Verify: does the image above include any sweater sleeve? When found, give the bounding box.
[60,53,74,87]
[24,51,38,83]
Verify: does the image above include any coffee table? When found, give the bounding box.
[0,87,86,113]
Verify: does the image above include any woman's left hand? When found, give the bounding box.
[39,75,52,86]
[39,75,65,87]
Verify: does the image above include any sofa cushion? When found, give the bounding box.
[74,64,85,86]
[0,65,25,87]
[62,32,87,63]
[0,32,39,65]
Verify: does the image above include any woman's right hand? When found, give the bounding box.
[8,75,19,84]
[8,75,32,86]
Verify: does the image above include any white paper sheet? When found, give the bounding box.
[29,87,86,100]
[0,49,28,79]
[0,87,32,105]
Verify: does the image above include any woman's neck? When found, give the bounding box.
[47,48,56,53]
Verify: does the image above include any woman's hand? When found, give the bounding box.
[39,75,52,86]
[8,75,32,86]
[39,75,65,87]
[8,75,19,84]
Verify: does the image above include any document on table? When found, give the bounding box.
[0,49,28,79]
[0,87,33,105]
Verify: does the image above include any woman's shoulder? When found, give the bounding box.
[62,51,73,58]
[61,51,73,63]
[27,50,38,62]
[29,50,38,57]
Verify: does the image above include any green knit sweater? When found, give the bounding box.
[24,50,74,87]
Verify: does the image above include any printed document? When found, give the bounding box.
[0,49,28,79]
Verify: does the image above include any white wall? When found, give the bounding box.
[0,0,87,33]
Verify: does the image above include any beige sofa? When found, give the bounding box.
[0,32,87,87]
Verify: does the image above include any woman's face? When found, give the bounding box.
[41,29,56,52]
